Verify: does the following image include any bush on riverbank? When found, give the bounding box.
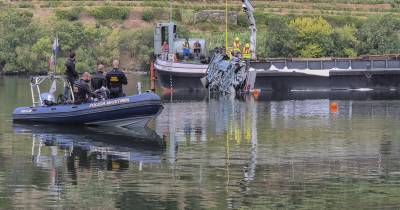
[261,14,400,58]
[0,7,152,75]
[89,6,130,20]
[55,7,83,21]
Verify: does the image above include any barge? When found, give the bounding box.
[153,23,400,92]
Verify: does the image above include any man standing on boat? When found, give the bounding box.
[183,39,190,61]
[193,40,201,59]
[91,63,106,91]
[106,59,128,99]
[62,52,79,102]
[65,52,78,86]
[161,41,169,60]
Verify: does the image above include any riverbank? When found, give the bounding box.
[2,2,400,75]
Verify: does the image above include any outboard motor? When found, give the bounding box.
[40,93,56,106]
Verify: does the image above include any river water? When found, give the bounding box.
[1,74,400,209]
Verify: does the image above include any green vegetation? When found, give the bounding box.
[263,15,400,58]
[55,7,83,21]
[3,1,400,74]
[0,6,151,75]
[89,6,130,20]
[142,8,155,22]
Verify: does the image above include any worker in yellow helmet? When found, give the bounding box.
[243,43,251,60]
[233,37,241,54]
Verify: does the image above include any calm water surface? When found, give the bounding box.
[1,74,400,209]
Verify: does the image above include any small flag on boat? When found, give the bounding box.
[49,79,57,95]
[52,37,60,55]
[49,55,56,68]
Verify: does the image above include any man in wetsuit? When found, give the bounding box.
[73,72,96,104]
[65,52,79,86]
[62,52,79,102]
[105,60,128,99]
[91,63,106,91]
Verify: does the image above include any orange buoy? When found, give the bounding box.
[252,89,260,98]
[330,102,338,112]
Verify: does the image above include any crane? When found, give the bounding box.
[242,0,257,60]
[200,0,258,94]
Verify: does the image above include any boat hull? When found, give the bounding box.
[13,92,163,127]
[154,59,207,91]
[254,71,329,91]
[155,57,400,91]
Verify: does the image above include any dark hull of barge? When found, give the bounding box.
[155,57,400,92]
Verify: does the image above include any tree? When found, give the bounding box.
[118,28,154,70]
[289,16,334,57]
[0,9,43,73]
[31,37,52,72]
[357,15,400,55]
[332,25,359,57]
[300,44,324,58]
[265,19,298,58]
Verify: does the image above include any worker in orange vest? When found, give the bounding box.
[193,40,201,59]
[243,43,251,60]
[233,37,241,54]
[183,39,190,61]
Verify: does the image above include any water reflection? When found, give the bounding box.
[161,89,400,102]
[15,125,166,189]
[14,124,166,166]
[154,93,400,208]
[4,76,400,208]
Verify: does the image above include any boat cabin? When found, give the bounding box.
[154,22,208,63]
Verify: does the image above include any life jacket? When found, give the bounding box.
[234,42,241,52]
[183,42,190,48]
[243,47,251,59]
[106,68,128,98]
[194,42,201,49]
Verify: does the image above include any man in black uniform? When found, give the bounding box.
[106,60,128,99]
[65,52,79,86]
[91,63,106,91]
[73,72,96,104]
